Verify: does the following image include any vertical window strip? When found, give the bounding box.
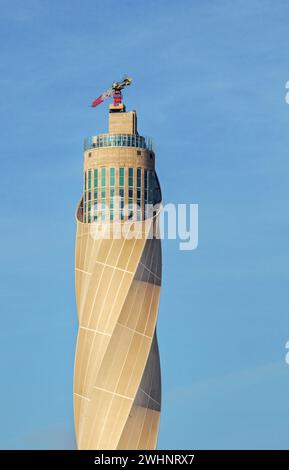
[93,169,98,219]
[93,168,98,208]
[137,168,141,188]
[148,170,154,204]
[94,169,98,188]
[119,188,124,221]
[110,167,115,186]
[101,199,106,221]
[110,168,115,221]
[128,167,133,187]
[119,167,124,220]
[101,167,106,220]
[144,169,148,218]
[137,168,141,221]
[94,201,98,221]
[101,167,106,186]
[110,189,114,220]
[88,177,92,221]
[119,167,124,187]
[88,201,91,223]
[128,167,134,219]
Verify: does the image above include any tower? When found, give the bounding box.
[74,96,162,449]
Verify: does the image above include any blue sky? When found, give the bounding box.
[1,0,289,449]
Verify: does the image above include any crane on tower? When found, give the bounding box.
[91,76,133,108]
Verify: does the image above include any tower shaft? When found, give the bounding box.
[74,105,162,450]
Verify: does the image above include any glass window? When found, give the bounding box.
[128,166,133,219]
[119,167,124,187]
[144,169,147,190]
[101,167,106,186]
[128,168,133,187]
[148,171,154,204]
[144,169,148,205]
[101,200,106,221]
[137,168,141,188]
[137,169,142,220]
[110,167,115,186]
[119,184,124,221]
[88,201,91,223]
[88,169,92,190]
[94,169,98,188]
[128,205,133,220]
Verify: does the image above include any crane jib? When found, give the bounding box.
[91,77,132,108]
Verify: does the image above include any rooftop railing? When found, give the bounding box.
[84,134,154,152]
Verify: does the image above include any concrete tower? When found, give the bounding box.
[74,99,162,449]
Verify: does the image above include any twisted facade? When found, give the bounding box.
[74,104,162,449]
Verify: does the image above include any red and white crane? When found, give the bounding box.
[91,76,133,108]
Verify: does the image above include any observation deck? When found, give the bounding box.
[84,133,154,152]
